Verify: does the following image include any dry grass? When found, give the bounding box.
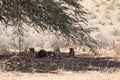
[0,0,120,79]
[113,45,120,57]
[1,51,120,80]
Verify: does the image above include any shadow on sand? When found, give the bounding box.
[0,52,120,73]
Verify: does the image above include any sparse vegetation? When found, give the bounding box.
[0,0,120,80]
[0,0,99,54]
[113,45,120,57]
[112,28,120,36]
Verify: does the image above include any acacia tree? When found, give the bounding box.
[0,0,99,53]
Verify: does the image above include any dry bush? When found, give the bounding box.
[95,9,100,12]
[98,20,106,25]
[111,29,120,36]
[0,41,10,54]
[105,16,111,20]
[109,22,113,25]
[101,22,105,25]
[91,15,97,19]
[118,12,120,15]
[95,4,100,7]
[118,18,120,22]
[113,45,120,57]
[105,11,110,14]
[101,1,106,5]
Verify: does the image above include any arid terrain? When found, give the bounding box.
[0,71,120,80]
[0,0,120,80]
[0,50,120,80]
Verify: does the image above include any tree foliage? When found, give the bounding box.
[0,0,99,53]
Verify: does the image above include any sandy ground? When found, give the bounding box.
[0,0,120,80]
[0,70,120,80]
